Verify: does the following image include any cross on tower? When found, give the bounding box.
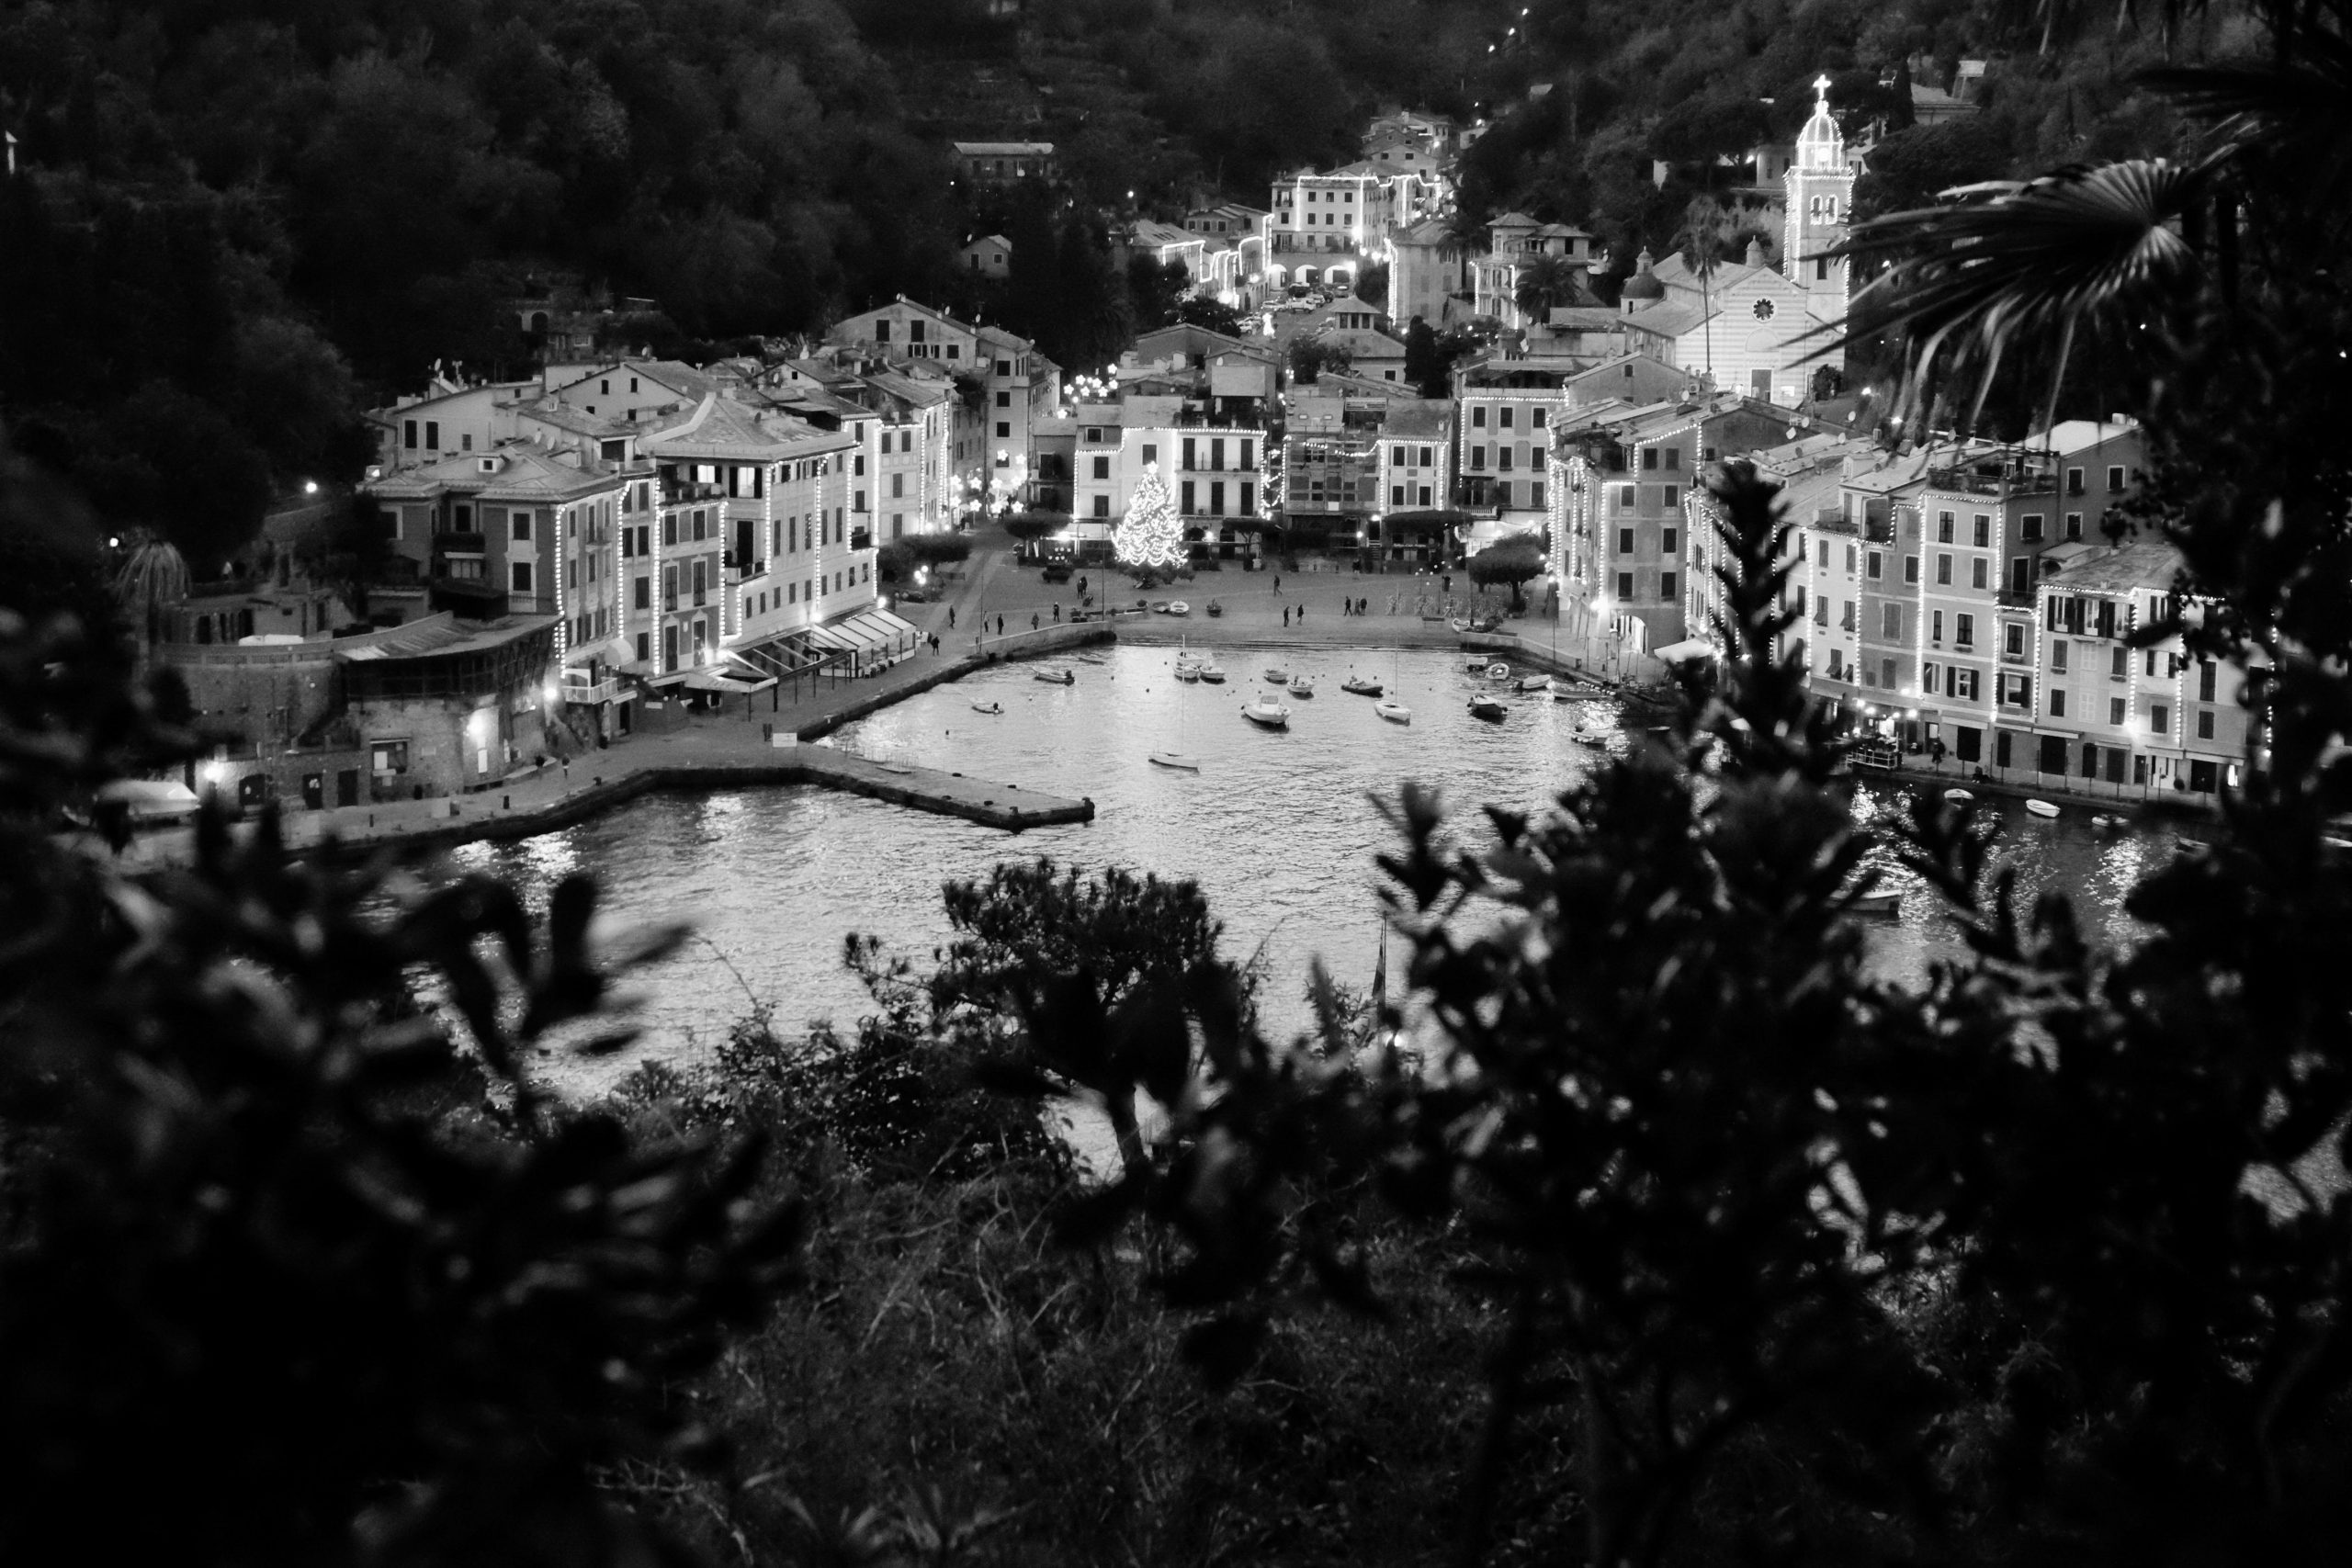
[1814,73,1832,103]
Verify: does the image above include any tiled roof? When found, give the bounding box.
[1380,400,1453,439]
[366,443,620,502]
[641,395,854,461]
[341,614,559,662]
[954,141,1054,156]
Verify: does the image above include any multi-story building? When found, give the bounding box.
[1387,218,1469,328]
[1698,433,1863,688]
[1470,212,1602,329]
[951,141,1057,185]
[369,378,540,473]
[1457,384,1558,541]
[2026,540,2258,795]
[1842,445,1936,743]
[826,299,1063,479]
[1550,393,1796,646]
[1066,395,1266,562]
[1371,400,1458,568]
[1267,161,1431,293]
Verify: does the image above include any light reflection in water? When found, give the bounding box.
[447,646,2185,1096]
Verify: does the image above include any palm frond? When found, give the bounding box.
[1820,158,2212,431]
[2145,41,2352,207]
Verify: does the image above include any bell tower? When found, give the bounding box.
[1782,75,1855,324]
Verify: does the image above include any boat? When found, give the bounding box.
[1148,751,1200,771]
[2177,835,2211,853]
[1551,687,1578,702]
[1241,698,1291,730]
[1150,599,1171,614]
[1165,600,1190,616]
[1342,675,1384,696]
[1197,664,1227,684]
[1847,891,1903,917]
[1290,676,1316,697]
[1517,674,1552,694]
[2025,798,2060,818]
[1574,735,1609,750]
[1943,788,1975,803]
[1263,668,1290,684]
[1034,668,1075,685]
[1487,661,1511,681]
[1469,695,1509,723]
[1451,617,1473,633]
[1174,665,1201,683]
[1375,699,1412,724]
[1466,659,1495,673]
[2091,813,2122,829]
[971,700,1003,715]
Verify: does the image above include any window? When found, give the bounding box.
[2011,558,2031,595]
[1092,494,1110,517]
[1817,538,1830,567]
[1181,480,1197,513]
[2111,697,2129,726]
[2021,514,2044,541]
[1937,554,1952,585]
[1472,406,1487,427]
[1471,446,1487,468]
[2052,641,2068,672]
[2007,623,2026,656]
[512,513,531,541]
[1662,527,1679,554]
[1662,485,1679,508]
[2152,703,2170,735]
[662,515,678,547]
[1532,409,1547,428]
[2051,689,2067,717]
[1393,485,1406,506]
[2112,646,2128,678]
[875,321,889,342]
[1091,456,1110,479]
[634,576,650,609]
[1956,613,1973,648]
[1932,610,1944,643]
[996,422,1011,438]
[402,419,417,449]
[511,563,532,592]
[2199,660,2217,701]
[1973,558,1988,589]
[890,473,905,500]
[1815,256,1830,280]
[1660,571,1678,600]
[1816,598,1830,626]
[1391,445,1406,466]
[2065,513,2084,540]
[1620,485,1637,506]
[1532,482,1544,508]
[1938,512,1955,542]
[1883,604,1902,638]
[424,421,439,448]
[2198,710,2216,739]
[1499,407,1515,430]
[2066,466,2084,494]
[1498,447,1513,471]
[1905,556,1919,583]
[1867,550,1883,580]
[899,430,912,453]
[1642,446,1659,470]
[1616,571,1634,601]
[1618,527,1634,554]
[1882,658,1897,689]
[2108,466,2126,491]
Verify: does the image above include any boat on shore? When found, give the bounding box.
[1241,698,1291,730]
[2025,798,2061,818]
[1375,699,1411,724]
[1034,668,1075,685]
[1469,695,1509,723]
[1148,750,1200,771]
[1516,674,1552,694]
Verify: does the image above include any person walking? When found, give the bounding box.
[1031,612,1040,631]
[948,605,956,629]
[1053,603,1061,623]
[1273,573,1282,595]
[997,615,1004,635]
[1283,605,1290,628]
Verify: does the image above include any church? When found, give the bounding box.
[1616,77,1859,406]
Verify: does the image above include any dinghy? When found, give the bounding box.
[1197,664,1227,683]
[1469,695,1509,723]
[1342,675,1384,696]
[1149,751,1200,771]
[1516,674,1552,694]
[1034,668,1075,684]
[1174,665,1201,683]
[1289,676,1316,697]
[1374,699,1411,724]
[1943,788,1975,803]
[971,700,1002,715]
[1165,601,1190,616]
[2025,798,2060,818]
[1263,667,1290,685]
[1486,661,1511,681]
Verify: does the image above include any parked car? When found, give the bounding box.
[1041,561,1073,583]
[894,583,939,604]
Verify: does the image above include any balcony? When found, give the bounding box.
[561,676,624,705]
[850,527,872,550]
[667,481,726,502]
[434,529,487,553]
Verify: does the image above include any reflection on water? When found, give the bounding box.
[449,645,2183,1094]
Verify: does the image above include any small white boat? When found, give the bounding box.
[1374,699,1412,725]
[1944,788,1975,802]
[1517,674,1552,694]
[1469,695,1508,723]
[1290,676,1316,697]
[2092,813,2122,829]
[1263,668,1290,685]
[1150,599,1171,614]
[1574,734,1609,750]
[1487,661,1511,681]
[1241,699,1291,730]
[1035,668,1075,685]
[1174,665,1201,683]
[971,700,1003,715]
[1165,601,1190,615]
[1197,664,1227,684]
[1450,617,1473,633]
[1149,750,1200,771]
[1342,675,1384,696]
[2025,798,2060,818]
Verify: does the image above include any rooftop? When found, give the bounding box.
[2042,539,2186,594]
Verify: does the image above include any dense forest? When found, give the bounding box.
[0,0,2222,569]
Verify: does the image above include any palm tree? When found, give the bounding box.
[1511,252,1584,328]
[1674,196,1735,381]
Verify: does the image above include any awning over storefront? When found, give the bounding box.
[1654,638,1717,663]
[682,669,775,695]
[807,607,921,669]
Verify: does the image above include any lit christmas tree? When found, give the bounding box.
[1114,461,1182,569]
